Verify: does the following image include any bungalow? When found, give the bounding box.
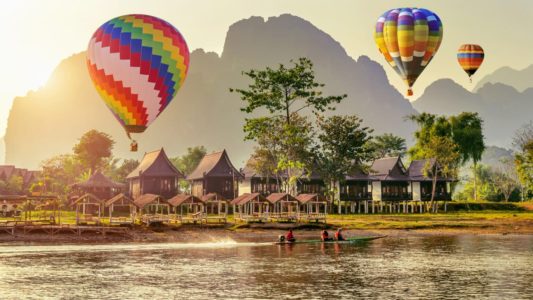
[339,169,373,202]
[408,159,453,201]
[71,170,124,200]
[369,156,412,201]
[239,159,325,196]
[187,150,243,200]
[127,148,184,199]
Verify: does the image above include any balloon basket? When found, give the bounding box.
[130,141,138,152]
[407,89,413,96]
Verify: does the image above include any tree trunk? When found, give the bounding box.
[430,166,437,214]
[473,161,478,201]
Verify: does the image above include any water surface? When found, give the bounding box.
[0,235,531,299]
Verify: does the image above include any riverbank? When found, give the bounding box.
[0,211,531,244]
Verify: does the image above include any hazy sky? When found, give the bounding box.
[1,0,532,138]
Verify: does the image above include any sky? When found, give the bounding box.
[0,0,532,139]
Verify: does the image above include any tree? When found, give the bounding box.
[314,115,374,213]
[170,146,208,193]
[367,133,407,159]
[109,159,139,183]
[407,113,452,159]
[231,58,345,195]
[450,112,485,201]
[513,122,533,200]
[493,158,520,202]
[417,136,460,212]
[231,57,346,127]
[40,154,84,195]
[0,175,24,195]
[73,130,115,173]
[171,146,207,176]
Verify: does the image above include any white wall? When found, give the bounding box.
[238,179,251,195]
[412,181,421,201]
[372,181,381,201]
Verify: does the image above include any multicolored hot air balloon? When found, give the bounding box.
[87,14,190,151]
[457,44,484,82]
[374,8,443,96]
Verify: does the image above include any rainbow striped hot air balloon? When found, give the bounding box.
[374,8,443,96]
[87,14,190,151]
[457,44,484,82]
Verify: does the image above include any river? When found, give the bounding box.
[0,235,531,299]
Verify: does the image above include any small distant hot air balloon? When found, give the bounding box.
[374,8,443,96]
[86,14,190,151]
[457,44,484,82]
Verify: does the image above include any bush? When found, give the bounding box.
[445,202,526,212]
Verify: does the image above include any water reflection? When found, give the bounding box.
[0,236,531,299]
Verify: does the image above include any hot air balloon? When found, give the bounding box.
[374,8,443,96]
[86,14,190,151]
[457,44,484,82]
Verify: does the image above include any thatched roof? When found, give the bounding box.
[104,193,137,207]
[230,193,267,205]
[127,148,183,179]
[133,194,167,209]
[72,171,124,189]
[167,194,204,207]
[296,193,328,204]
[187,150,242,180]
[266,193,298,204]
[72,193,104,206]
[201,192,226,202]
[369,156,409,181]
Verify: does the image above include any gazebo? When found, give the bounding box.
[71,170,124,200]
[74,193,105,225]
[167,194,205,224]
[231,193,271,222]
[296,193,328,223]
[104,193,138,225]
[201,192,229,223]
[266,193,300,222]
[134,194,171,225]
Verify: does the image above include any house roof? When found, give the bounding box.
[201,192,226,202]
[72,193,104,206]
[266,193,298,204]
[127,148,183,179]
[369,156,409,181]
[133,194,167,209]
[104,193,137,207]
[230,193,266,205]
[295,193,328,204]
[0,165,16,180]
[345,168,372,181]
[407,158,455,182]
[73,171,125,189]
[168,194,204,207]
[187,150,242,180]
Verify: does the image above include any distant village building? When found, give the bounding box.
[408,159,453,201]
[127,148,184,199]
[339,169,373,202]
[187,150,242,200]
[0,165,39,195]
[71,170,124,200]
[369,156,412,201]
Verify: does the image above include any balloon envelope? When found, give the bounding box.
[374,8,443,96]
[87,14,190,135]
[457,44,484,79]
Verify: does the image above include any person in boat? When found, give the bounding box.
[321,230,333,242]
[285,229,296,242]
[335,228,345,241]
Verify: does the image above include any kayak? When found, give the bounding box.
[274,236,385,245]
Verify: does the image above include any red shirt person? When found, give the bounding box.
[286,229,295,242]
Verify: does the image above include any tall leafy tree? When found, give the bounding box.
[418,136,460,212]
[110,159,140,183]
[73,130,115,173]
[367,133,407,159]
[171,146,208,176]
[231,58,344,194]
[407,113,452,159]
[315,115,374,212]
[513,123,533,200]
[450,112,485,201]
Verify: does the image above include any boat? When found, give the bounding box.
[274,235,386,245]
